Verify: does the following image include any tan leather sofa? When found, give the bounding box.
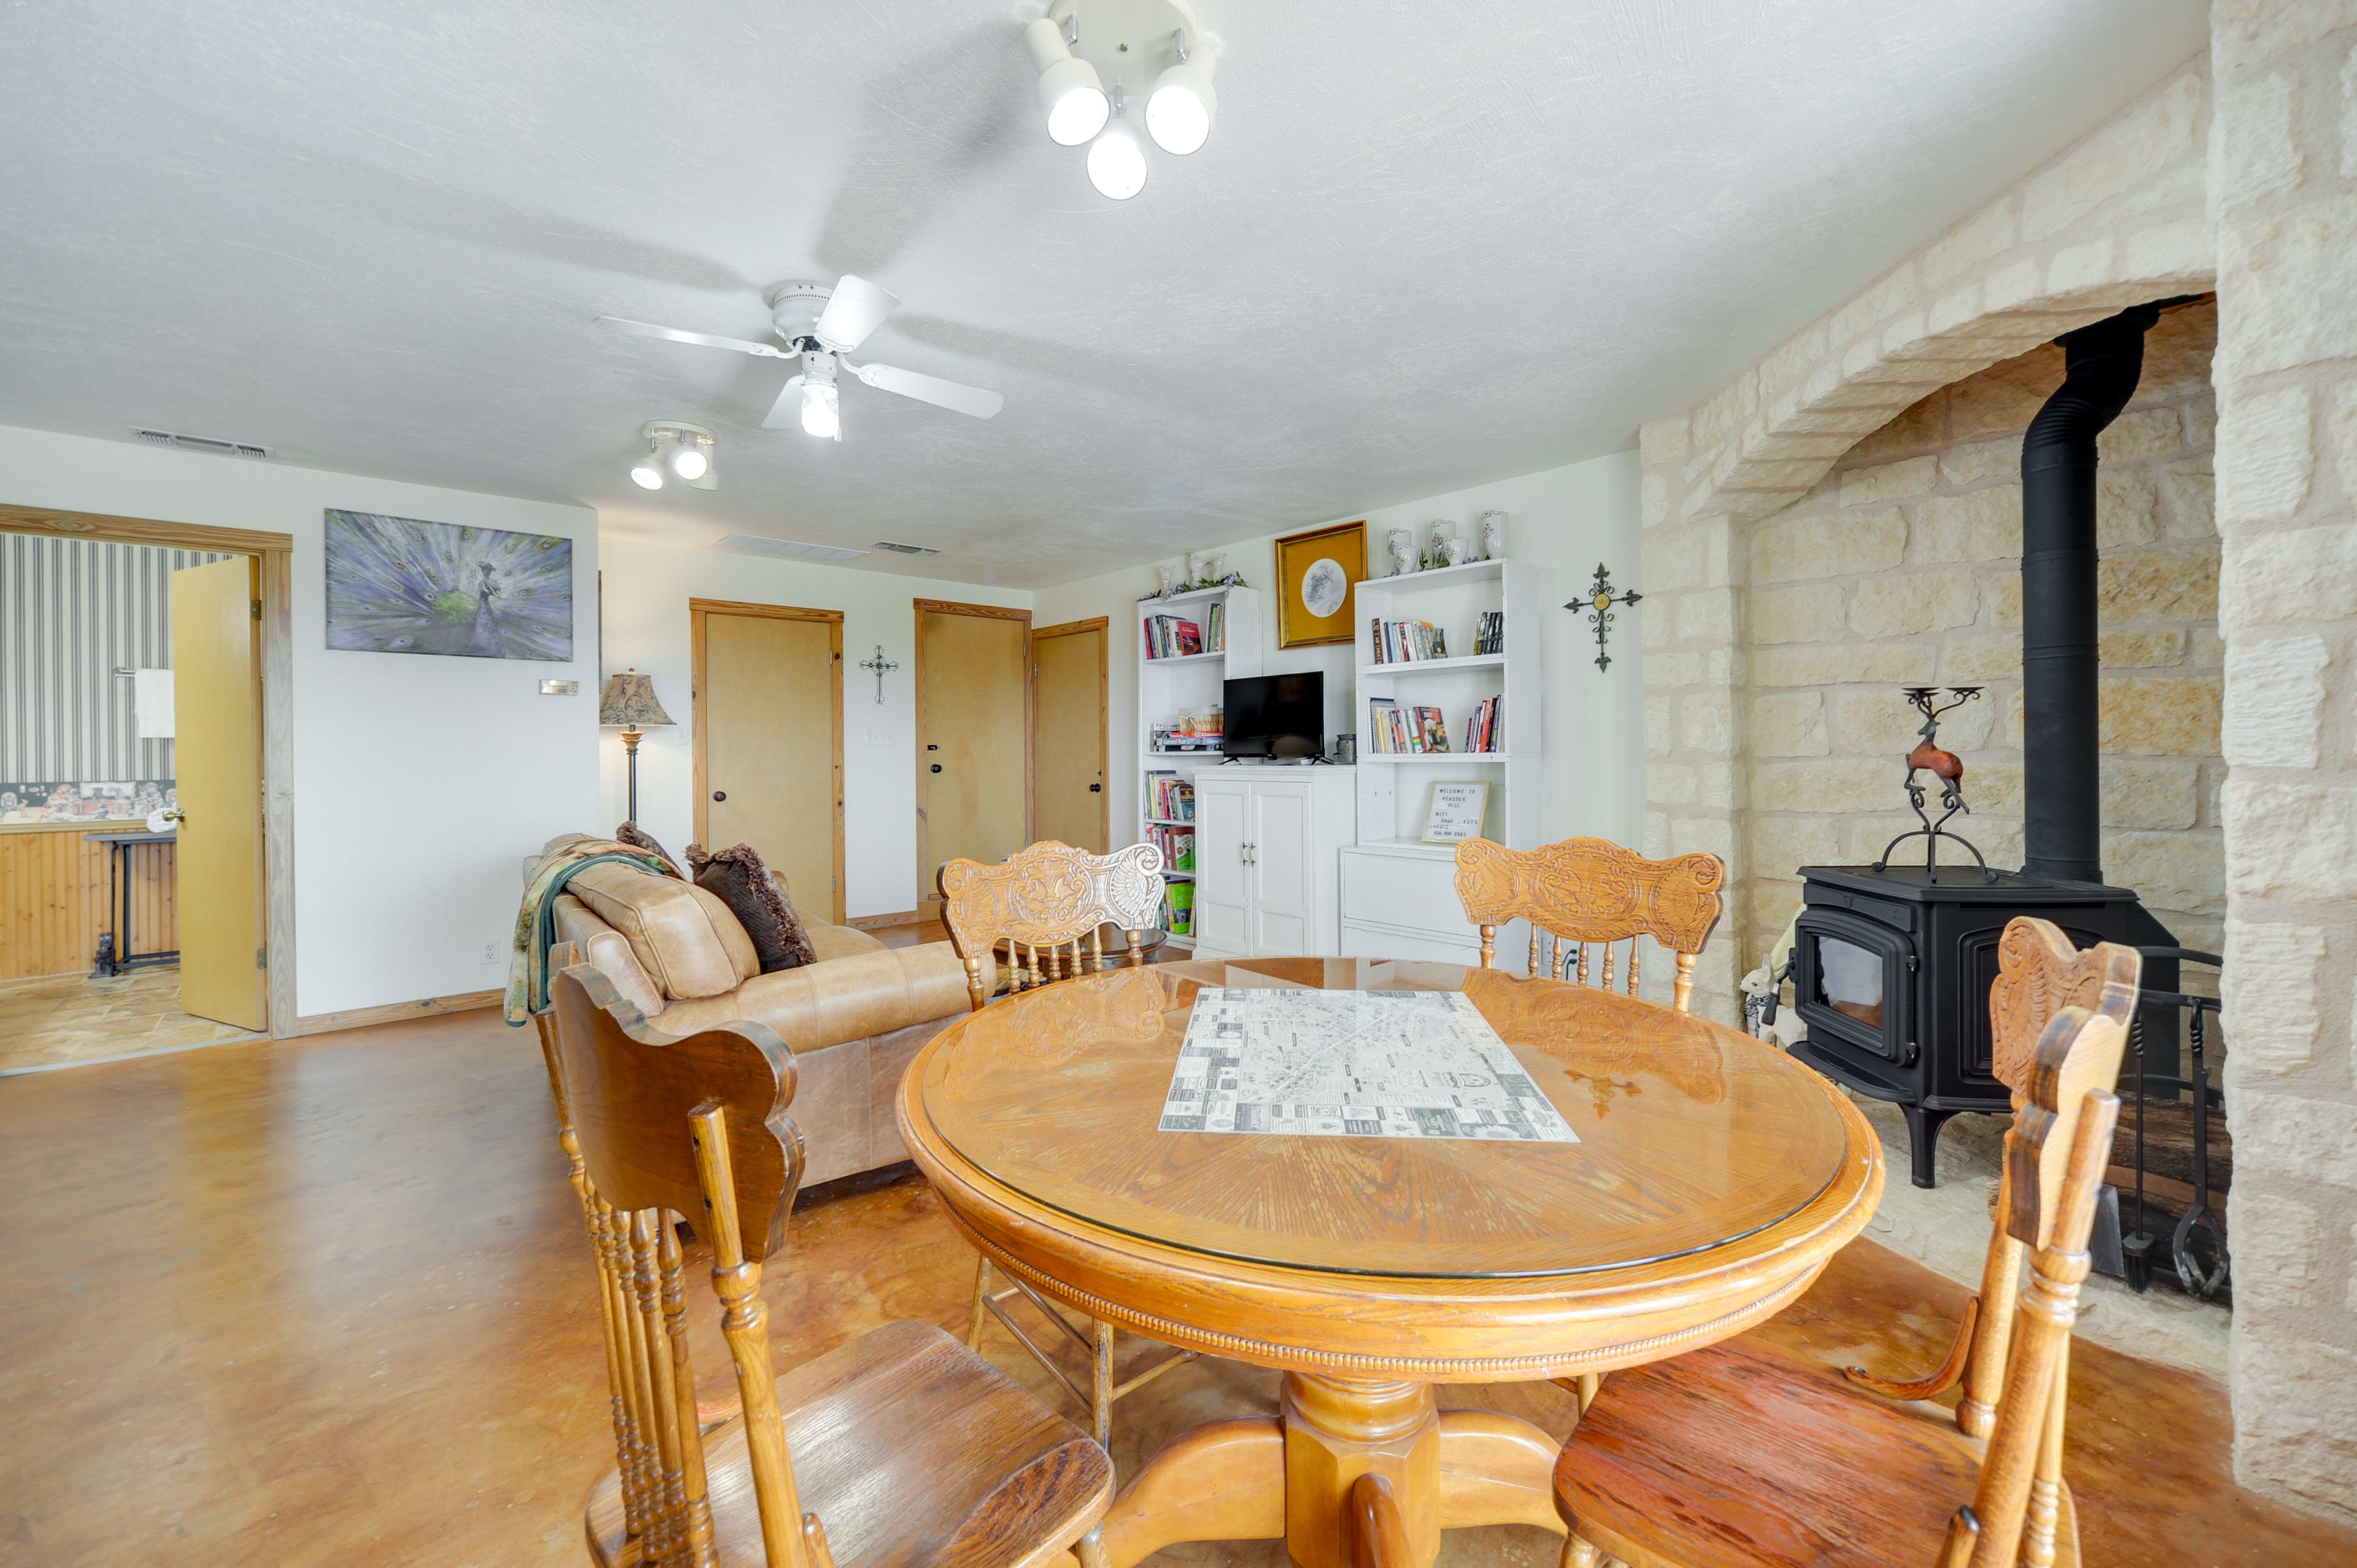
[532,835,975,1186]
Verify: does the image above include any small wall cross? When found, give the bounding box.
[857,644,899,705]
[1569,563,1643,671]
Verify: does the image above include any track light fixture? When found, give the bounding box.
[1027,1,1213,198]
[633,421,718,491]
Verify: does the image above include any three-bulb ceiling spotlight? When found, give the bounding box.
[1024,0,1215,201]
[629,420,718,491]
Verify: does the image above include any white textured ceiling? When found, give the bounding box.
[0,1,2204,587]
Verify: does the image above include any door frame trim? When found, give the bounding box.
[913,598,1034,914]
[1029,616,1109,852]
[688,598,847,924]
[0,506,297,1037]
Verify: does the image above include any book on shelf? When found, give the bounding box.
[1206,601,1225,653]
[1148,823,1195,871]
[1464,693,1501,753]
[1473,611,1504,655]
[1365,698,1452,753]
[1145,772,1195,821]
[1163,881,1194,937]
[1368,618,1449,664]
[1142,615,1203,658]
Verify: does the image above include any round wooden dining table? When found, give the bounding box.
[897,955,1884,1568]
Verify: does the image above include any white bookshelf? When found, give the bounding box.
[1342,559,1540,968]
[1136,584,1263,948]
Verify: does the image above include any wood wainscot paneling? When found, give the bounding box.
[0,823,177,981]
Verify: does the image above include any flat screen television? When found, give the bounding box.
[1222,671,1324,759]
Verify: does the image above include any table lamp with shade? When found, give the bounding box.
[598,668,675,824]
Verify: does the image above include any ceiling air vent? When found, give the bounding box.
[131,427,273,460]
[874,540,940,555]
[713,533,870,563]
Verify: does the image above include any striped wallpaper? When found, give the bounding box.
[1,531,232,783]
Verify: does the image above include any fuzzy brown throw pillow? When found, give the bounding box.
[684,841,817,973]
[614,820,685,878]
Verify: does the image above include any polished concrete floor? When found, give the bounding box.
[0,964,262,1075]
[1,1004,2349,1568]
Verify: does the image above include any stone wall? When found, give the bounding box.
[1741,299,2223,966]
[2211,0,2357,1525]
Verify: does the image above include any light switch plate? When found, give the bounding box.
[540,679,578,695]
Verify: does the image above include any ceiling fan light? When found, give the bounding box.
[670,438,709,480]
[1146,60,1215,155]
[801,379,842,441]
[1087,112,1149,200]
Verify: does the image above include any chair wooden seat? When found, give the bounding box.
[588,1319,1111,1568]
[1551,1334,2075,1568]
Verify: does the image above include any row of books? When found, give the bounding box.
[1368,619,1449,663]
[1365,697,1505,753]
[1144,772,1195,821]
[1162,882,1194,937]
[1147,823,1196,871]
[1142,614,1202,658]
[1472,611,1504,655]
[1367,698,1449,753]
[1205,601,1226,652]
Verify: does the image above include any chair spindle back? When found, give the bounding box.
[1452,836,1727,1012]
[539,956,819,1568]
[938,840,1166,1012]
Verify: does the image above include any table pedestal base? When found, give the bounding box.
[1098,1373,1566,1568]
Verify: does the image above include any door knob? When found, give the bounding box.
[160,809,186,824]
[711,791,727,801]
[931,763,943,773]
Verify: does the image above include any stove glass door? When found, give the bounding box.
[1814,933,1887,1029]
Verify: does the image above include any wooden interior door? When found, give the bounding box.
[171,555,265,1029]
[916,600,1031,911]
[692,601,845,924]
[1031,618,1107,852]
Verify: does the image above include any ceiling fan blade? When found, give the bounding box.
[846,360,1004,419]
[597,315,791,359]
[813,274,899,352]
[761,375,807,431]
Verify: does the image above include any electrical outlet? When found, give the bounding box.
[482,940,501,965]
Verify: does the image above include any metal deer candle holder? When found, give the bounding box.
[1872,686,1998,883]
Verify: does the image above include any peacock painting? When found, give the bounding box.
[323,509,573,660]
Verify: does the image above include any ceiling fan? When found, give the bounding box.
[598,275,1004,441]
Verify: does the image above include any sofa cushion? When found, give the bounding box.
[654,941,973,1052]
[552,892,667,1021]
[567,862,753,1000]
[688,843,818,973]
[614,820,687,879]
[807,923,886,962]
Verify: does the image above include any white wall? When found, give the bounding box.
[0,423,600,1018]
[594,537,1032,920]
[1033,449,1645,849]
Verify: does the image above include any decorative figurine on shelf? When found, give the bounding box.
[1204,552,1229,585]
[1183,552,1209,589]
[1477,511,1506,562]
[1568,563,1643,671]
[1386,527,1417,577]
[1422,520,1457,571]
[1155,563,1178,598]
[1873,686,1998,884]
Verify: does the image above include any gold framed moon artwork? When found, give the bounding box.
[1274,520,1367,648]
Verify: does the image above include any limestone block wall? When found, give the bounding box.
[1639,60,2216,1022]
[1741,299,2224,965]
[2210,0,2357,1525]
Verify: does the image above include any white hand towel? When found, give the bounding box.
[134,668,176,738]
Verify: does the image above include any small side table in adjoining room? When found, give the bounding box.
[85,830,179,978]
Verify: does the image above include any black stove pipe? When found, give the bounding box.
[2019,303,2159,884]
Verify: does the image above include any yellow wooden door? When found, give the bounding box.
[1031,620,1107,852]
[171,556,265,1030]
[918,604,1031,906]
[695,604,843,923]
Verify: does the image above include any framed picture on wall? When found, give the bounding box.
[323,509,574,660]
[1273,520,1366,648]
[1421,781,1491,845]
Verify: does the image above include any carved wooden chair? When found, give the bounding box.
[1845,918,2140,1435]
[1546,919,2137,1568]
[535,950,1113,1568]
[1452,836,1728,1013]
[937,839,1167,1012]
[935,838,1194,1456]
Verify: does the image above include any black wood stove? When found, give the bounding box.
[1781,300,2194,1188]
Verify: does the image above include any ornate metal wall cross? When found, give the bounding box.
[857,644,899,705]
[1569,563,1643,671]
